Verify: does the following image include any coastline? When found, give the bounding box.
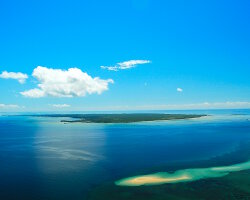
[54,114,206,123]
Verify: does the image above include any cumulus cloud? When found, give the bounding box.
[21,66,114,98]
[177,88,183,92]
[101,60,151,71]
[51,104,71,108]
[0,104,21,109]
[0,71,28,84]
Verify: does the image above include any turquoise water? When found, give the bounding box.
[116,159,250,186]
[0,110,250,199]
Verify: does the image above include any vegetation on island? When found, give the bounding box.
[37,113,208,123]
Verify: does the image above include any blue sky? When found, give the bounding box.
[0,0,250,111]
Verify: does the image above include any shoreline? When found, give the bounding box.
[56,113,206,123]
[10,113,206,123]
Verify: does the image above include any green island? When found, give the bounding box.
[35,113,206,123]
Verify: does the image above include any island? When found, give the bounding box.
[29,113,206,123]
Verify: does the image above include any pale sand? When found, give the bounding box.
[116,160,250,186]
[124,175,190,186]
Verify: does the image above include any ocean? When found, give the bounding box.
[0,109,250,199]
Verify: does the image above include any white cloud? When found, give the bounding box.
[0,71,28,84]
[21,66,114,98]
[0,104,21,109]
[51,104,71,108]
[101,60,151,71]
[21,88,45,98]
[177,88,183,92]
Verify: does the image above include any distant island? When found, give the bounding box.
[30,113,206,123]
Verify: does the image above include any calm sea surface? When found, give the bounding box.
[0,110,250,199]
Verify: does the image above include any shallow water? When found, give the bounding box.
[0,110,250,199]
[116,159,250,186]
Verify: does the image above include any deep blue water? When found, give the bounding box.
[0,110,250,200]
